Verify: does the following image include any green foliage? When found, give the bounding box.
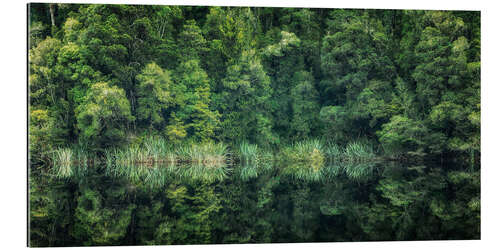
[377,115,430,154]
[158,183,222,244]
[136,62,173,129]
[173,59,220,142]
[263,31,305,141]
[320,10,397,140]
[164,113,188,144]
[51,148,73,178]
[29,5,479,164]
[29,174,74,247]
[29,37,62,107]
[76,82,135,149]
[28,5,480,246]
[290,71,321,139]
[29,109,52,166]
[236,142,273,181]
[175,143,230,182]
[71,188,135,245]
[203,7,258,78]
[219,49,275,145]
[105,140,229,185]
[29,36,80,150]
[278,140,325,182]
[319,105,349,142]
[406,11,480,154]
[178,20,207,61]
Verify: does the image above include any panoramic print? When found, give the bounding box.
[28,3,480,246]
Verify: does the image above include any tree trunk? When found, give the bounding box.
[49,4,55,27]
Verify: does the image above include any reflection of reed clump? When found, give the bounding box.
[278,140,326,182]
[51,138,381,184]
[52,148,73,178]
[324,141,375,162]
[113,137,177,167]
[236,142,273,181]
[176,142,228,167]
[109,140,230,185]
[175,143,230,182]
[51,148,92,179]
[278,140,378,182]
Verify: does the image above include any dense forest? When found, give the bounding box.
[28,3,480,246]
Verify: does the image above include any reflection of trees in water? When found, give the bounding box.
[30,159,480,245]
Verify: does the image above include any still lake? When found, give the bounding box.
[29,158,480,245]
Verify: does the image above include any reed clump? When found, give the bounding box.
[105,137,172,187]
[71,148,91,179]
[343,141,375,162]
[239,142,259,164]
[323,142,377,181]
[53,138,379,183]
[52,148,73,178]
[324,141,376,162]
[51,148,93,178]
[323,161,344,178]
[278,140,326,182]
[179,162,229,183]
[106,137,175,189]
[107,139,230,185]
[176,142,228,166]
[113,136,176,167]
[324,143,342,159]
[176,142,230,182]
[236,142,273,181]
[277,140,378,182]
[107,161,171,189]
[343,162,375,181]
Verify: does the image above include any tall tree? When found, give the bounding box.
[136,62,173,130]
[76,82,134,149]
[411,11,480,154]
[220,49,275,145]
[320,11,396,141]
[172,60,220,142]
[263,31,303,141]
[290,71,321,139]
[29,37,76,147]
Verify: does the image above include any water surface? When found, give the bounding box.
[29,159,480,246]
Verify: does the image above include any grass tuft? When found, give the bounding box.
[106,139,230,185]
[343,141,375,161]
[52,148,73,178]
[236,141,273,181]
[278,140,326,182]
